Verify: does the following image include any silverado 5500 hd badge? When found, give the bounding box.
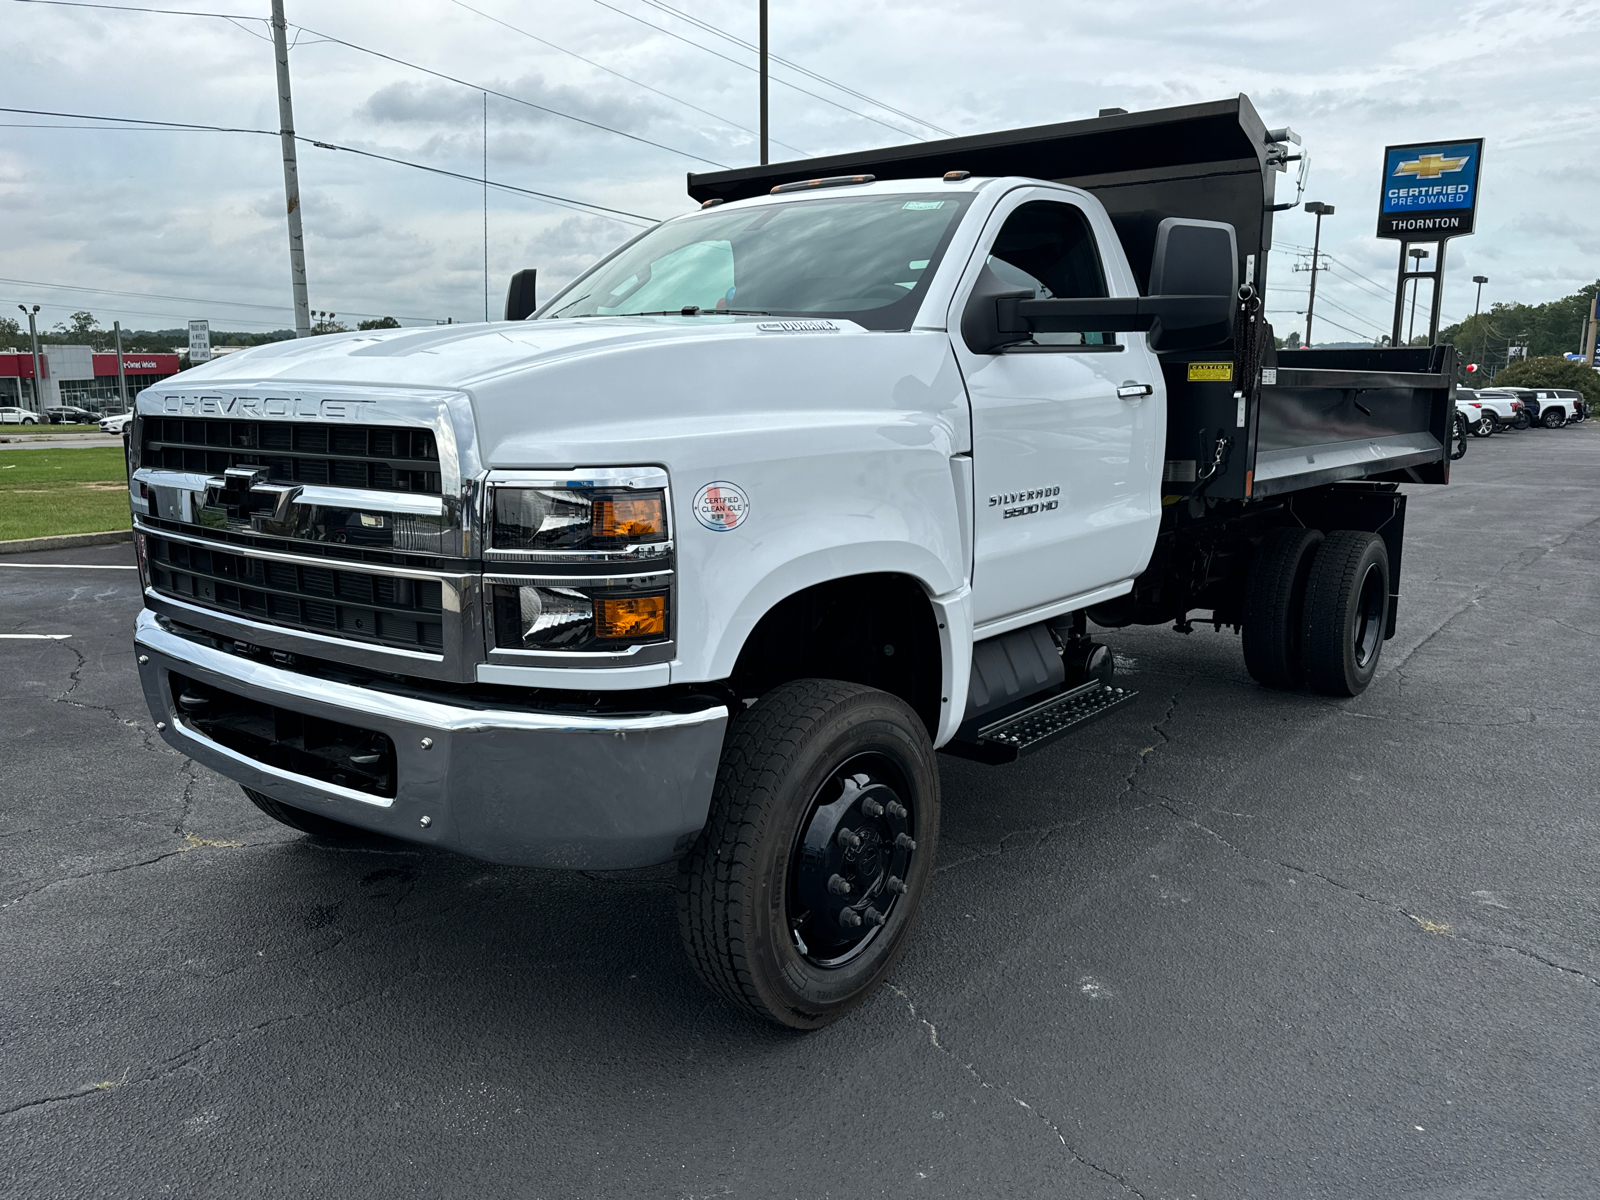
[989,485,1061,519]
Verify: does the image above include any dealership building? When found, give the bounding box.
[0,345,181,413]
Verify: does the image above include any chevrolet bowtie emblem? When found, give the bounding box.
[1393,153,1469,180]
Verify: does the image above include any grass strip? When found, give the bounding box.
[0,447,131,541]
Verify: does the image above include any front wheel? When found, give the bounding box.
[678,679,940,1029]
[1512,411,1531,430]
[1472,415,1495,437]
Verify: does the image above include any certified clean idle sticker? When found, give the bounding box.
[692,481,750,532]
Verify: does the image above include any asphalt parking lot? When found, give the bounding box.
[3,422,1598,1199]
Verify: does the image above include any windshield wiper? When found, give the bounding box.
[600,306,772,317]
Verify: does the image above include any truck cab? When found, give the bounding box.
[130,96,1455,1028]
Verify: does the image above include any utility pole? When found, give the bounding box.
[113,321,129,411]
[1406,247,1429,345]
[483,92,489,323]
[758,0,769,165]
[1303,201,1334,346]
[271,0,312,339]
[17,304,42,413]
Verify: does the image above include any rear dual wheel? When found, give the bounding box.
[1243,528,1391,697]
[678,679,939,1030]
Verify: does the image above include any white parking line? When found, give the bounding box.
[0,564,137,570]
[0,634,72,639]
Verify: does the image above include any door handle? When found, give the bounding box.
[1117,382,1154,399]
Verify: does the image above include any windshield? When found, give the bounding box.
[539,192,974,330]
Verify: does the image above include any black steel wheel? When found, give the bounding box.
[678,679,939,1029]
[1300,530,1391,697]
[1242,526,1324,689]
[243,786,376,840]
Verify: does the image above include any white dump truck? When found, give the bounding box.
[130,97,1456,1027]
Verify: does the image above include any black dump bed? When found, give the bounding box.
[688,95,1453,499]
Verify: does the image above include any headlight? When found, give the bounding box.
[490,581,669,651]
[490,485,668,555]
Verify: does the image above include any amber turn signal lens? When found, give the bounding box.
[592,494,666,539]
[594,594,667,639]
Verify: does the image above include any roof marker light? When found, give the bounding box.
[943,170,971,182]
[770,174,875,195]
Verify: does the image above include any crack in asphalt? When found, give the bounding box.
[1154,799,1600,992]
[50,639,165,755]
[883,984,1147,1199]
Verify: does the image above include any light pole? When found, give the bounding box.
[17,304,43,413]
[758,0,769,165]
[113,321,129,411]
[1304,201,1335,346]
[1407,248,1429,344]
[1471,274,1488,373]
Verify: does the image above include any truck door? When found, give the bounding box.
[950,190,1165,627]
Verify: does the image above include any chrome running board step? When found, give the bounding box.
[943,680,1138,765]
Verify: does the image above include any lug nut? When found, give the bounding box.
[836,827,862,850]
[860,797,884,818]
[886,801,908,819]
[827,874,852,896]
[864,906,887,927]
[886,875,907,894]
[838,908,863,929]
[895,833,917,851]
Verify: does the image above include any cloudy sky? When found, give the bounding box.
[3,0,1598,343]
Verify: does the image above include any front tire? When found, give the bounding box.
[677,679,940,1030]
[1512,411,1531,430]
[1242,527,1324,689]
[1472,415,1495,437]
[1301,531,1391,697]
[243,786,376,840]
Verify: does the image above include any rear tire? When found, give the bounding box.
[1300,531,1390,697]
[677,679,940,1030]
[1512,411,1530,430]
[1542,408,1566,429]
[243,786,375,840]
[1472,414,1495,437]
[1242,527,1324,689]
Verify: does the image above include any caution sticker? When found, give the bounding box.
[1187,362,1234,382]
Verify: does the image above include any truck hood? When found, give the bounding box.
[174,317,859,391]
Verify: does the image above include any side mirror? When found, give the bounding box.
[504,269,538,322]
[1145,218,1237,351]
[963,218,1239,355]
[960,264,1034,355]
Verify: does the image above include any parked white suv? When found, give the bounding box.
[0,406,41,425]
[1456,388,1495,437]
[1525,388,1586,427]
[1472,389,1528,432]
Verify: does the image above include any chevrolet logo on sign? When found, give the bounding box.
[1392,153,1469,180]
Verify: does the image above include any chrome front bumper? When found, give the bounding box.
[134,610,728,869]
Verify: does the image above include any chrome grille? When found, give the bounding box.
[146,532,444,651]
[140,417,442,495]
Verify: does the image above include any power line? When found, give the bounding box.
[0,276,437,322]
[450,0,809,157]
[632,0,953,137]
[581,0,927,143]
[10,0,732,169]
[0,106,662,225]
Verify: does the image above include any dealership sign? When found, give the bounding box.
[1377,139,1483,239]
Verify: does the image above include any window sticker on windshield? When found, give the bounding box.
[903,201,944,210]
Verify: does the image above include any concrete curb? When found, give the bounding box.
[0,530,134,556]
